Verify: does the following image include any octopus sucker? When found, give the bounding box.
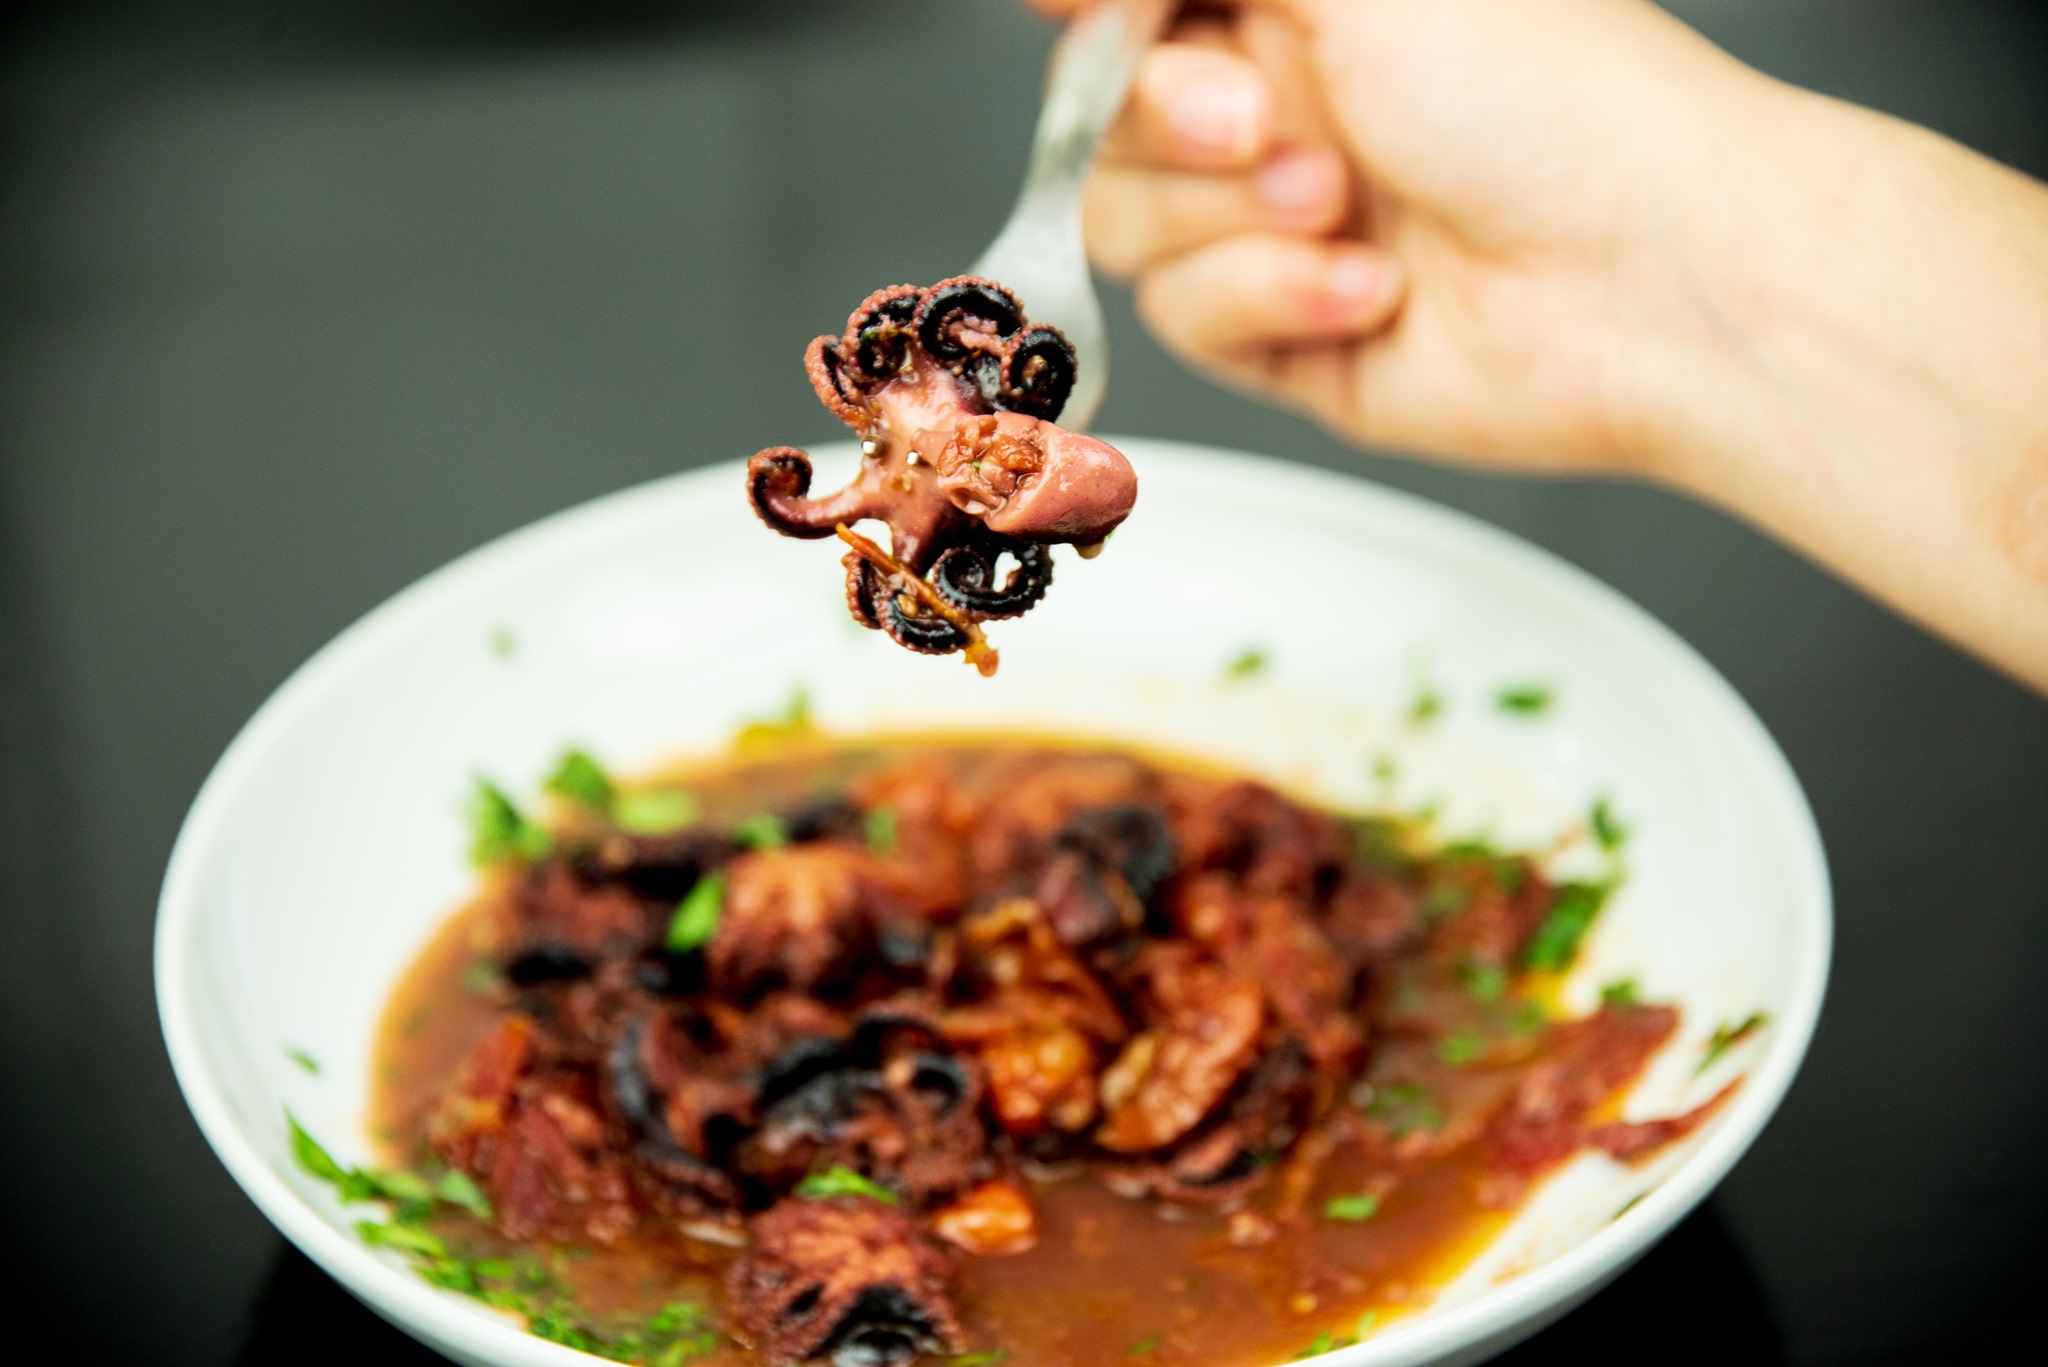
[745,277,1137,672]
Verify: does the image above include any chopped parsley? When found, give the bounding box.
[1362,1081,1443,1137]
[1614,1193,1648,1221]
[952,1353,1010,1367]
[1505,1000,1549,1036]
[615,789,699,835]
[1224,647,1269,682]
[1600,978,1641,1009]
[732,812,790,850]
[1698,1013,1769,1074]
[290,1111,712,1362]
[1295,1331,1337,1360]
[1291,1310,1380,1360]
[1495,684,1554,716]
[358,1219,446,1258]
[1371,753,1399,785]
[1437,1029,1486,1065]
[460,960,500,995]
[468,778,550,866]
[740,687,814,743]
[666,872,727,953]
[1129,1335,1163,1356]
[287,1109,351,1188]
[1350,818,1409,874]
[796,1166,899,1205]
[488,626,517,660]
[1522,881,1609,972]
[435,1169,493,1220]
[1420,884,1472,922]
[865,805,899,855]
[1323,1193,1382,1222]
[1590,797,1629,851]
[545,749,615,812]
[1407,683,1444,727]
[285,1047,320,1076]
[1459,963,1507,1003]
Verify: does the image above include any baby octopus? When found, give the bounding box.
[745,278,1138,674]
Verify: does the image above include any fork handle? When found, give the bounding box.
[1021,0,1175,211]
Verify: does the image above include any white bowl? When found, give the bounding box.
[156,439,1830,1367]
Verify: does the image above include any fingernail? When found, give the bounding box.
[1168,73,1263,159]
[1258,147,1342,219]
[1323,252,1388,315]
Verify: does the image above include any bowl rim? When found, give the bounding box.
[156,438,1832,1367]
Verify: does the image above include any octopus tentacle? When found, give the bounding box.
[915,277,1024,363]
[1000,326,1077,422]
[747,447,878,539]
[845,286,924,381]
[806,338,869,428]
[844,553,885,631]
[930,534,1052,621]
[882,588,974,656]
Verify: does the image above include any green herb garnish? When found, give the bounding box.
[1601,979,1641,1009]
[1351,818,1409,874]
[286,1047,320,1076]
[733,812,789,849]
[1323,1192,1382,1222]
[1437,1029,1486,1065]
[1224,647,1269,682]
[1129,1335,1163,1356]
[1506,1000,1549,1036]
[796,1165,899,1205]
[1290,1311,1378,1360]
[615,789,699,835]
[461,960,500,994]
[740,687,813,742]
[358,1219,447,1259]
[952,1353,1010,1367]
[865,805,899,855]
[435,1169,494,1220]
[1496,684,1554,716]
[1522,881,1609,972]
[1460,963,1507,1002]
[1590,797,1628,851]
[1407,684,1443,726]
[488,626,517,660]
[1363,1081,1444,1137]
[1420,884,1472,922]
[666,872,727,953]
[468,778,549,866]
[545,748,614,812]
[1698,1013,1769,1074]
[286,1109,351,1187]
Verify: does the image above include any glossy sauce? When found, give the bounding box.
[369,737,1638,1366]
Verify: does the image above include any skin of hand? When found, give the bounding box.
[1027,0,2048,693]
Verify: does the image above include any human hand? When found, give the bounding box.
[1025,0,1776,476]
[1028,0,2048,692]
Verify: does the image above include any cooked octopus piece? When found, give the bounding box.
[745,278,1137,668]
[383,740,1736,1367]
[729,1196,964,1367]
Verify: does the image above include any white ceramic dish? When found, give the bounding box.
[157,439,1830,1367]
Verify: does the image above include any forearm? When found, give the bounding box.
[1640,71,2048,691]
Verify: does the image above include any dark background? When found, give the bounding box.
[3,2,2044,1363]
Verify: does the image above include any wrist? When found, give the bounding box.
[1624,74,2048,687]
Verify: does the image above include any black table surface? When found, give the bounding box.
[3,3,2045,1364]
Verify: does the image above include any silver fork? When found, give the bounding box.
[970,0,1174,432]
